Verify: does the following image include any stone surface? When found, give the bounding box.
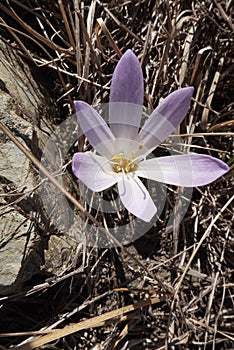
[0,39,78,295]
[43,234,77,274]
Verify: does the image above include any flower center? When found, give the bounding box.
[111,152,137,173]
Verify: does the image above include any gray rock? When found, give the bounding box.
[0,39,78,295]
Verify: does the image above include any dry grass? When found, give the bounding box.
[0,0,233,349]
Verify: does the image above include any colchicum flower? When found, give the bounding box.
[72,50,229,222]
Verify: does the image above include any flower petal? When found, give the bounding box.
[109,102,143,140]
[109,50,144,139]
[110,50,144,105]
[139,87,194,151]
[72,152,118,191]
[117,175,157,222]
[135,154,229,187]
[74,101,116,159]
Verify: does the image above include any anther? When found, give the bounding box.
[111,152,137,173]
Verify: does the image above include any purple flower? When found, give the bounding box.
[72,50,229,222]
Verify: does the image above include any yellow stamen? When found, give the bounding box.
[111,152,137,173]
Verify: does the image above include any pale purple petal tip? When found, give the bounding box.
[155,87,194,127]
[117,176,157,222]
[72,152,117,191]
[136,154,229,187]
[139,87,194,150]
[110,49,144,105]
[74,100,89,113]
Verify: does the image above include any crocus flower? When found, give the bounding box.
[72,50,229,222]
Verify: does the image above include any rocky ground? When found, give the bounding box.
[0,1,233,349]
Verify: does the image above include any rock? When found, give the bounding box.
[0,39,77,295]
[43,234,77,274]
[0,207,41,295]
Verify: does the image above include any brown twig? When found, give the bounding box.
[58,0,76,50]
[97,18,122,58]
[213,0,234,31]
[11,296,163,350]
[0,3,73,54]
